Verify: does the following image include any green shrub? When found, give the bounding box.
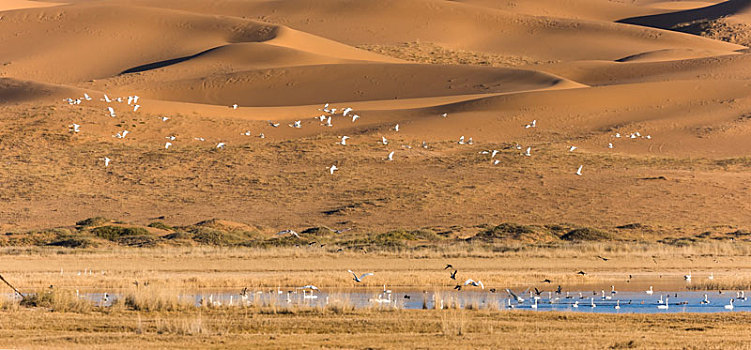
[148,222,174,231]
[92,226,151,241]
[76,217,110,228]
[560,228,613,241]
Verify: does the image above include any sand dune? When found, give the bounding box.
[2,0,751,232]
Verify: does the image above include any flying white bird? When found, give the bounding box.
[194,137,205,142]
[107,107,116,117]
[69,124,80,133]
[298,285,319,290]
[232,104,238,109]
[317,115,326,122]
[103,157,111,167]
[348,270,374,283]
[133,104,140,112]
[339,136,350,145]
[326,116,332,127]
[103,94,111,103]
[321,103,330,112]
[394,124,399,132]
[645,135,652,140]
[270,122,280,127]
[259,133,265,139]
[614,133,621,138]
[352,114,360,122]
[242,131,251,136]
[467,137,473,145]
[83,93,92,101]
[161,117,169,122]
[525,120,537,128]
[216,142,226,149]
[342,107,353,117]
[114,130,129,139]
[524,147,531,157]
[458,136,465,145]
[387,151,395,161]
[133,96,139,104]
[290,121,301,128]
[127,96,134,105]
[493,159,501,165]
[276,230,300,238]
[569,146,577,152]
[576,165,583,176]
[608,143,614,149]
[166,136,176,141]
[381,136,388,145]
[116,97,122,103]
[463,279,484,289]
[165,142,172,149]
[422,141,428,149]
[491,150,499,158]
[441,113,447,118]
[329,165,338,175]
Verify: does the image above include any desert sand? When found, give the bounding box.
[2,0,750,235]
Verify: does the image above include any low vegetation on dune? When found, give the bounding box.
[0,217,749,252]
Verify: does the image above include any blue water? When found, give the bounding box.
[5,290,748,313]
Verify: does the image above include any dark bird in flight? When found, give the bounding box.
[444,264,454,270]
[450,270,457,280]
[596,255,610,261]
[577,271,587,276]
[542,279,552,283]
[454,284,462,291]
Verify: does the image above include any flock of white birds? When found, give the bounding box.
[63,95,653,176]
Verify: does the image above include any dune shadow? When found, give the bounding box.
[616,0,751,34]
[119,46,222,75]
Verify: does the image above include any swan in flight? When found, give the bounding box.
[165,142,172,149]
[684,273,692,282]
[133,104,141,112]
[290,120,301,128]
[524,147,531,157]
[467,137,473,145]
[242,131,252,136]
[569,146,577,152]
[216,142,226,149]
[326,116,332,127]
[525,120,537,128]
[161,117,170,122]
[83,93,92,101]
[329,165,338,175]
[107,107,116,117]
[394,124,399,132]
[166,136,176,141]
[576,165,583,176]
[259,133,265,139]
[103,157,111,167]
[69,124,80,133]
[493,159,501,165]
[339,136,350,145]
[463,279,484,289]
[276,230,300,238]
[608,143,613,149]
[491,150,499,158]
[422,141,428,149]
[127,96,134,105]
[270,122,280,128]
[194,137,205,142]
[441,113,447,118]
[506,289,526,303]
[103,94,111,103]
[114,130,129,139]
[348,270,374,283]
[352,114,360,122]
[381,136,388,145]
[458,136,465,145]
[298,285,319,290]
[342,107,353,117]
[387,151,395,161]
[232,104,238,109]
